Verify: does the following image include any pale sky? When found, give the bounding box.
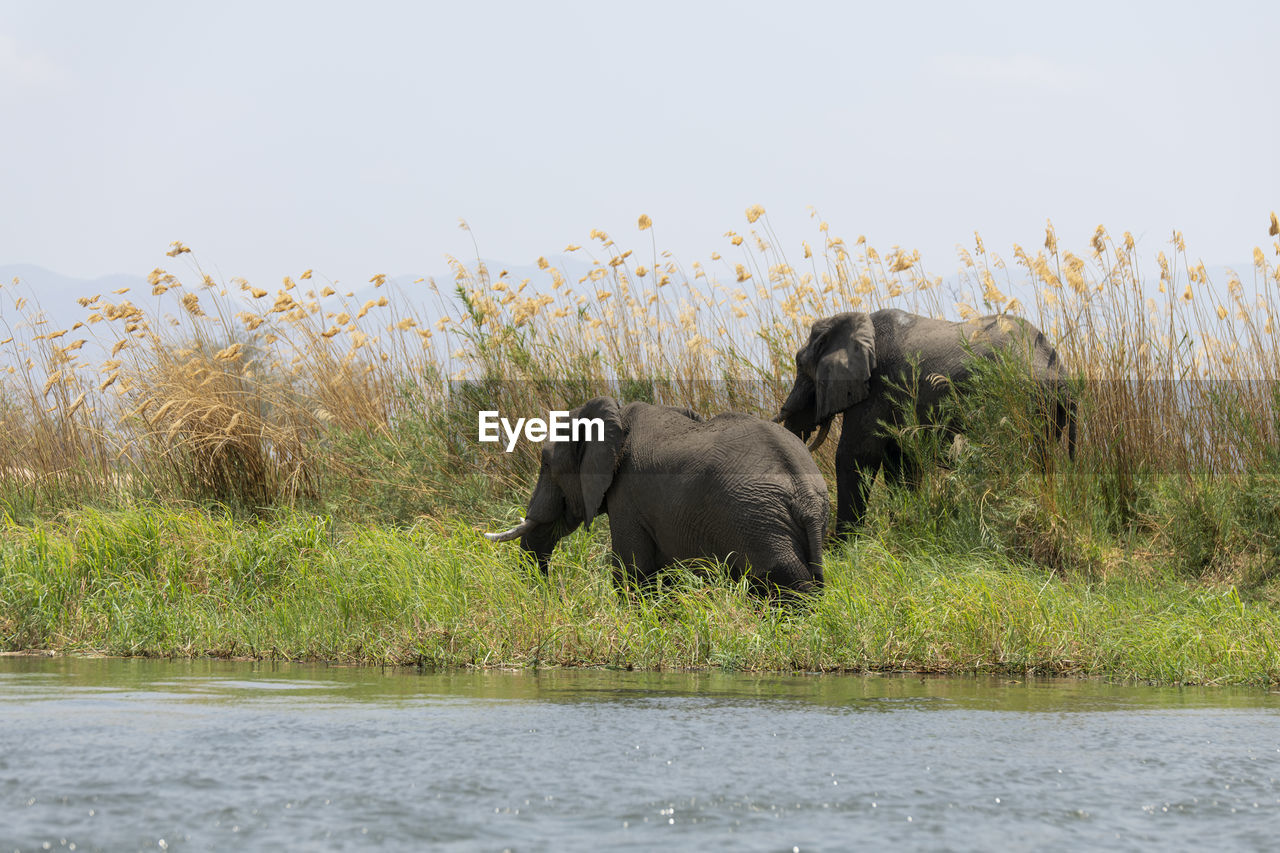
[1,1,1275,290]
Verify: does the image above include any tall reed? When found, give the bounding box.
[2,212,1278,523]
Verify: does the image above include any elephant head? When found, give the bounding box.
[484,396,625,573]
[775,312,877,450]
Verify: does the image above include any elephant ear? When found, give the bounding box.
[814,312,877,423]
[575,397,625,530]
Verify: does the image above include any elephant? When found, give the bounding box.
[485,396,828,597]
[775,308,1076,534]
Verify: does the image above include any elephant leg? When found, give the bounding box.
[1032,385,1070,473]
[1049,394,1078,463]
[608,552,644,596]
[834,454,879,537]
[609,525,659,594]
[882,441,923,490]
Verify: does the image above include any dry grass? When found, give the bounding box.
[2,212,1279,516]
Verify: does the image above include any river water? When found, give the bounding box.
[1,657,1278,851]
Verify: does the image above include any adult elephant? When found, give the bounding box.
[485,397,828,597]
[775,308,1075,534]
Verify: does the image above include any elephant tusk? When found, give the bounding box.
[483,517,536,543]
[807,420,832,452]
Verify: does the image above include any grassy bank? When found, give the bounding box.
[3,212,1280,683]
[2,506,1279,684]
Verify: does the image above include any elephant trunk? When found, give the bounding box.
[484,517,536,542]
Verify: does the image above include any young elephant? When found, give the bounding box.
[485,397,828,597]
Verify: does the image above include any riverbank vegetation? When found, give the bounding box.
[3,506,1279,684]
[3,211,1280,683]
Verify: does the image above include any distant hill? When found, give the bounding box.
[1,265,149,336]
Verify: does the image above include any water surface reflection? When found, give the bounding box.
[1,657,1277,850]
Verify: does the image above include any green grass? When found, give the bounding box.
[3,505,1279,684]
[4,218,1280,685]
